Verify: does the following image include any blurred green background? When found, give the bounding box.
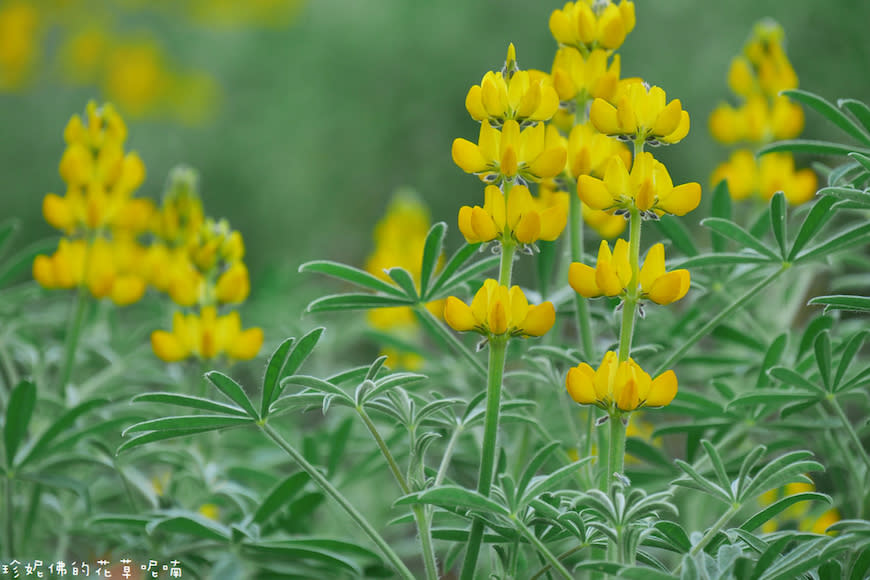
[3,0,869,287]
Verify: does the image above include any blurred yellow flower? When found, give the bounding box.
[711,150,816,205]
[151,306,263,362]
[549,0,636,52]
[0,0,40,90]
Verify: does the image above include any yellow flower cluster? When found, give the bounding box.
[590,81,690,145]
[570,241,689,306]
[146,169,262,363]
[444,280,555,339]
[34,102,151,306]
[709,20,815,204]
[566,351,677,412]
[549,0,636,52]
[32,103,262,363]
[458,185,568,246]
[364,193,442,369]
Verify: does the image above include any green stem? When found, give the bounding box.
[617,209,642,363]
[529,543,587,580]
[674,503,741,574]
[356,407,439,580]
[259,424,415,580]
[569,192,594,361]
[604,412,627,493]
[515,518,573,580]
[828,395,870,474]
[434,424,463,487]
[58,287,88,393]
[654,266,786,375]
[3,477,13,559]
[459,335,508,580]
[416,305,486,378]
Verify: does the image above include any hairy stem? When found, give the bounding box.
[516,518,574,580]
[617,208,642,363]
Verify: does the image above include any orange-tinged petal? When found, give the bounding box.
[646,370,677,406]
[566,364,597,404]
[569,262,601,298]
[444,296,476,332]
[522,302,555,336]
[452,139,488,173]
[501,146,518,178]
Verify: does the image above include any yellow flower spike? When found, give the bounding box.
[728,57,756,98]
[770,95,804,139]
[445,279,554,338]
[215,262,251,304]
[709,104,743,145]
[566,351,677,411]
[711,150,758,201]
[713,150,816,205]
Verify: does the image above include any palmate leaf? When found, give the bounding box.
[794,222,870,263]
[787,195,838,261]
[428,254,501,300]
[261,328,325,418]
[739,491,831,533]
[206,371,259,420]
[387,267,418,299]
[426,242,481,298]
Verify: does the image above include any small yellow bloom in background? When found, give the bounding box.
[711,150,816,205]
[570,241,689,305]
[444,279,555,339]
[581,203,625,239]
[578,152,701,217]
[457,184,568,245]
[743,20,798,98]
[452,120,567,184]
[566,351,677,412]
[551,48,620,104]
[549,0,636,52]
[465,44,559,126]
[198,503,221,521]
[759,478,840,535]
[0,0,40,90]
[709,95,804,145]
[151,306,263,362]
[590,81,690,145]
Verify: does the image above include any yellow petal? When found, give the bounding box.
[646,370,677,407]
[228,327,264,360]
[215,262,250,304]
[110,275,146,306]
[465,85,487,121]
[538,195,568,241]
[658,182,701,216]
[444,296,476,332]
[489,297,508,335]
[577,175,612,210]
[506,184,534,229]
[589,98,620,135]
[596,261,623,297]
[151,329,189,362]
[508,286,529,328]
[522,302,555,337]
[646,271,685,305]
[458,205,479,243]
[652,99,683,138]
[611,238,632,286]
[33,255,56,288]
[528,147,567,180]
[471,206,499,242]
[501,146,518,178]
[638,243,665,293]
[569,262,601,298]
[514,212,540,244]
[566,364,597,404]
[616,376,640,411]
[452,139,488,174]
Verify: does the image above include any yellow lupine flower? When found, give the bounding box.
[151,306,263,362]
[549,0,636,51]
[551,48,620,104]
[590,81,690,145]
[444,279,555,338]
[570,241,689,305]
[465,44,559,125]
[103,38,168,117]
[743,20,798,97]
[215,262,251,304]
[566,351,677,412]
[577,152,701,217]
[581,202,625,239]
[33,238,147,305]
[711,150,816,205]
[452,120,567,184]
[709,95,803,145]
[566,122,631,179]
[457,184,568,245]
